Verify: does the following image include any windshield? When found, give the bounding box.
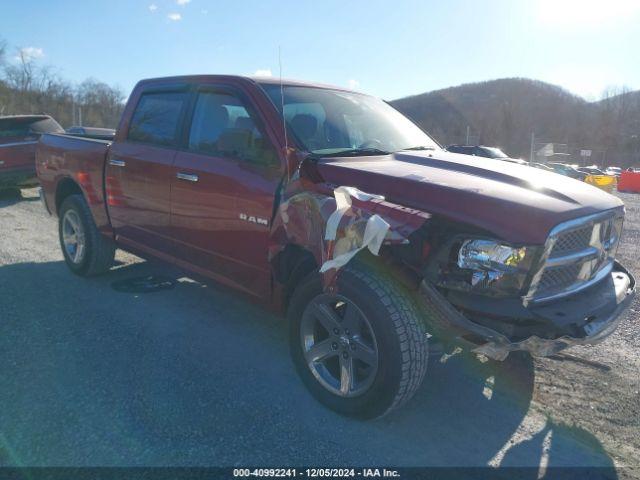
[481,147,508,159]
[261,85,439,156]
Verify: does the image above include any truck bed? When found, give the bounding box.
[36,133,112,232]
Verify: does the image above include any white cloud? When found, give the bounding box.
[348,79,360,90]
[176,0,191,5]
[148,3,158,12]
[16,47,44,62]
[536,0,640,26]
[167,12,182,21]
[253,69,273,77]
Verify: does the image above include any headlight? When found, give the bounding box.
[451,239,538,296]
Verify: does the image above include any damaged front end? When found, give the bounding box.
[419,262,635,360]
[269,160,635,362]
[420,209,636,360]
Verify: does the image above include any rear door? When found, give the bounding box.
[170,84,282,298]
[106,88,190,254]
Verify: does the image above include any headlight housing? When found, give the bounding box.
[441,239,540,297]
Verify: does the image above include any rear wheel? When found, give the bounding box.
[58,194,115,276]
[288,262,429,419]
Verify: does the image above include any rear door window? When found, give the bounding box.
[128,91,189,147]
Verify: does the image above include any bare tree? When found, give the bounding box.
[0,37,124,127]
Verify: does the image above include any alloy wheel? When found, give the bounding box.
[300,294,379,397]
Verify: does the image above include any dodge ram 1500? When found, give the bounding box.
[37,75,635,418]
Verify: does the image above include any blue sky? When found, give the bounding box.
[1,0,639,100]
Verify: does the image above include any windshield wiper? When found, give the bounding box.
[400,145,436,151]
[314,148,391,158]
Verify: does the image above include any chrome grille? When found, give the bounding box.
[536,264,582,296]
[526,210,623,304]
[550,225,593,256]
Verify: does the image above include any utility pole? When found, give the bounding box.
[78,106,83,127]
[530,132,535,163]
[466,126,470,145]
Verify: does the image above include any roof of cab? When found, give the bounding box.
[134,74,357,93]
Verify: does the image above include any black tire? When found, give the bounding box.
[288,261,429,419]
[58,194,116,276]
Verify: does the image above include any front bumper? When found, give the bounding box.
[418,261,635,360]
[0,166,38,189]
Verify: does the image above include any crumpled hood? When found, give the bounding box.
[312,150,624,244]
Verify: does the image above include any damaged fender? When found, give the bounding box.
[268,176,431,290]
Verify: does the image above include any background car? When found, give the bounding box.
[446,145,528,165]
[0,115,64,191]
[547,162,587,180]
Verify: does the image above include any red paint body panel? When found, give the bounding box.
[0,139,38,187]
[36,134,113,235]
[1,115,64,187]
[0,140,37,169]
[314,152,624,245]
[170,150,280,298]
[107,141,175,254]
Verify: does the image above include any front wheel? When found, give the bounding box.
[288,262,429,419]
[58,194,115,276]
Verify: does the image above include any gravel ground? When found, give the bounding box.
[0,187,638,477]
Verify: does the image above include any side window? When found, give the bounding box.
[0,119,30,138]
[474,147,487,157]
[128,91,188,147]
[188,91,278,166]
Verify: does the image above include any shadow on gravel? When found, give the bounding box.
[0,188,23,206]
[0,188,39,208]
[0,259,618,473]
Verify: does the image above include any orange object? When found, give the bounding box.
[617,172,640,193]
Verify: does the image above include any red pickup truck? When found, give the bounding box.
[0,115,63,190]
[37,75,635,418]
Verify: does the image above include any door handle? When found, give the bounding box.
[109,158,126,167]
[176,172,199,182]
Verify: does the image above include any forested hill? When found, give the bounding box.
[391,78,640,166]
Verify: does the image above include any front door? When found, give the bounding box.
[170,86,282,298]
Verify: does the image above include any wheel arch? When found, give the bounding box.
[271,244,319,308]
[55,177,84,214]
